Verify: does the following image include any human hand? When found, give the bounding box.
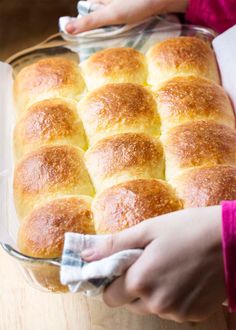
[81,206,226,323]
[66,0,188,34]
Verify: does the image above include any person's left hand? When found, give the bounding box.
[81,206,226,323]
[66,0,188,34]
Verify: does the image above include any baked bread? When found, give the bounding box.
[78,83,159,145]
[171,165,236,208]
[146,37,220,87]
[85,133,164,191]
[14,145,94,219]
[81,47,147,90]
[14,57,86,112]
[12,39,235,292]
[163,121,236,180]
[92,179,183,234]
[18,196,94,258]
[155,75,235,132]
[14,98,87,159]
[18,196,94,292]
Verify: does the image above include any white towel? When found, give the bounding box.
[60,233,142,295]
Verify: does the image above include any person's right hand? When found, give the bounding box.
[66,0,188,34]
[81,206,226,323]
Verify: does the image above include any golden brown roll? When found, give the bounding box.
[171,165,236,208]
[14,57,86,112]
[18,196,95,258]
[146,37,220,87]
[14,98,87,159]
[81,47,147,90]
[18,196,94,292]
[163,121,236,180]
[78,83,160,145]
[92,179,183,233]
[155,76,235,132]
[85,133,164,191]
[14,145,94,219]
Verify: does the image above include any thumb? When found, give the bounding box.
[80,217,161,261]
[66,6,122,34]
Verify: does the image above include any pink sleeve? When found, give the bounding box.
[186,0,236,33]
[221,201,236,312]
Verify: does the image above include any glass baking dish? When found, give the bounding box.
[2,22,217,293]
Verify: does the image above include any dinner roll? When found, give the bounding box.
[85,133,164,191]
[146,37,220,87]
[18,196,94,258]
[92,179,183,233]
[78,83,159,145]
[155,76,235,132]
[18,196,94,292]
[14,145,94,219]
[14,57,85,112]
[163,121,236,180]
[14,98,87,159]
[81,47,147,90]
[171,165,236,208]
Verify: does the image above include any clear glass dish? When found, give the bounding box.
[2,23,217,293]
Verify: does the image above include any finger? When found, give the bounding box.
[103,275,137,307]
[126,299,149,315]
[81,208,194,261]
[81,217,161,261]
[66,5,122,34]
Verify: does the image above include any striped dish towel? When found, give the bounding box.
[60,233,142,295]
[59,1,181,61]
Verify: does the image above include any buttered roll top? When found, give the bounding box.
[78,83,160,145]
[163,121,236,180]
[155,75,235,132]
[171,165,236,208]
[18,196,95,258]
[14,145,94,219]
[14,98,87,158]
[92,179,183,234]
[146,37,220,87]
[81,47,148,90]
[85,133,164,191]
[14,57,86,112]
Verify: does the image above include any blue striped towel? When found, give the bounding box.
[60,233,142,295]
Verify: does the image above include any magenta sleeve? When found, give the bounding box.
[185,0,236,33]
[221,201,236,312]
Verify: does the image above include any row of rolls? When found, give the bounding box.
[13,36,236,291]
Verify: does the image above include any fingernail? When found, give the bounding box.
[66,23,77,34]
[81,248,95,260]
